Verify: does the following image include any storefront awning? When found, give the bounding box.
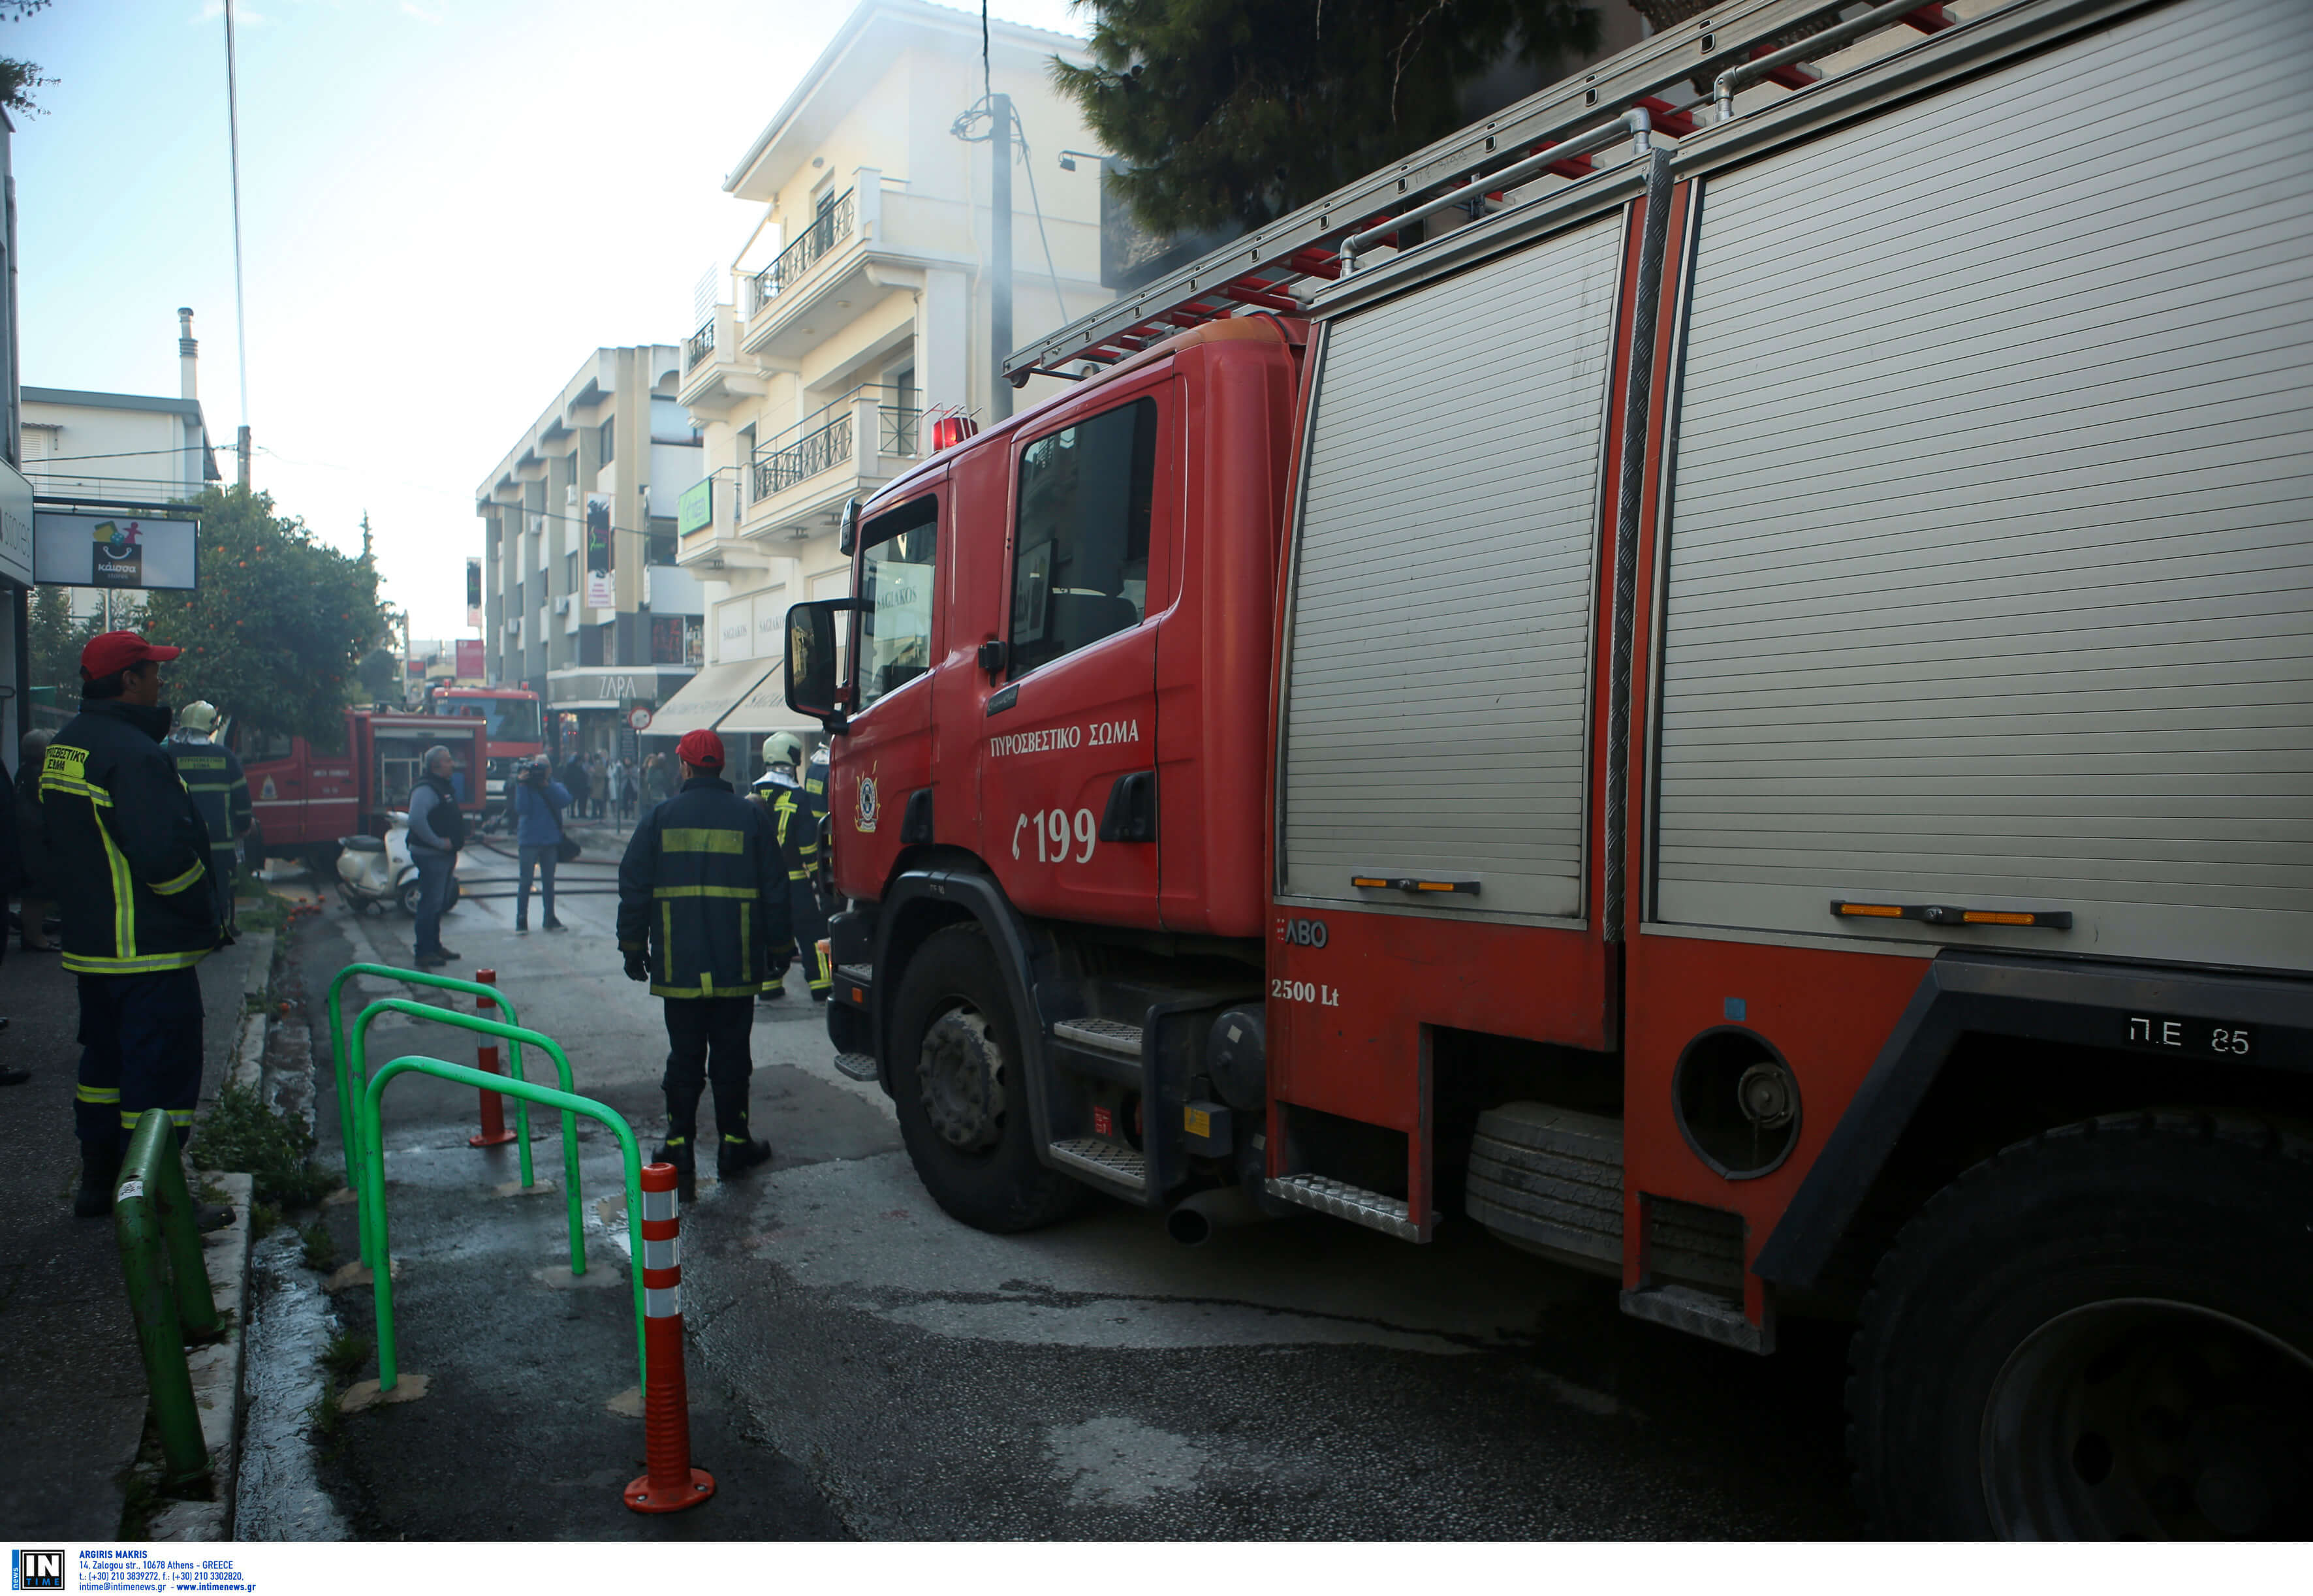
[718,663,824,736]
[645,659,775,739]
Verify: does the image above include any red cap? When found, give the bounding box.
[80,631,182,680]
[676,728,725,770]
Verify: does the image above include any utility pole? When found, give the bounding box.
[990,91,1013,423]
[237,425,250,490]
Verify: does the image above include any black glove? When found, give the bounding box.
[623,950,650,983]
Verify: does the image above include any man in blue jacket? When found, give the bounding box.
[616,729,791,1199]
[512,757,570,933]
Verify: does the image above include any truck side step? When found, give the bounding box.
[1051,1017,1143,1058]
[831,1052,879,1083]
[1047,1136,1148,1195]
[1620,1284,1773,1356]
[1265,1174,1434,1242]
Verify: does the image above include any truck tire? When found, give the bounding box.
[1848,1110,2313,1539]
[887,923,1083,1234]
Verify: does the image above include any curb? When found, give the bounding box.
[146,1170,255,1541]
[143,927,275,1539]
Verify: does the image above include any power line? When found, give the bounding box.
[27,446,212,464]
[1009,105,1072,323]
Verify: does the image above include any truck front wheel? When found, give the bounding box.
[887,924,1083,1234]
[1849,1110,2313,1538]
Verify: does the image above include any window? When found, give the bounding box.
[1008,397,1157,679]
[564,551,577,593]
[650,614,689,664]
[598,417,616,463]
[857,496,936,710]
[646,517,678,567]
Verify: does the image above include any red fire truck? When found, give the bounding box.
[783,0,2312,1537]
[232,712,486,871]
[422,684,545,811]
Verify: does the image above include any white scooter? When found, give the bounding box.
[335,813,461,916]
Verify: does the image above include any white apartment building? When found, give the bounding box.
[474,345,712,759]
[659,0,1112,771]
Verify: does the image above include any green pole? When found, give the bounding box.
[360,1056,647,1394]
[328,962,533,1197]
[113,1112,215,1487]
[350,999,584,1275]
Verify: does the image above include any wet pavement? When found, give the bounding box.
[0,929,266,1540]
[253,826,1863,1539]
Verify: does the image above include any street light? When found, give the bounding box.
[1058,149,1108,172]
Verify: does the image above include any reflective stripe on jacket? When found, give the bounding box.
[616,775,791,999]
[162,736,251,854]
[40,700,223,975]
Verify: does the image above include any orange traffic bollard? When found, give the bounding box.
[467,967,518,1148]
[624,1161,715,1514]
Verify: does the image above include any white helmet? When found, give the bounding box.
[178,700,220,734]
[763,732,804,770]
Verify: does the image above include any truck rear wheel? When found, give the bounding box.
[1849,1111,2313,1539]
[887,924,1083,1234]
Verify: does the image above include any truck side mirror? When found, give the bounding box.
[785,598,857,732]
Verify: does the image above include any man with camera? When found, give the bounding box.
[512,755,571,934]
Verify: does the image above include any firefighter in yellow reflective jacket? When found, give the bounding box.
[162,700,252,933]
[615,729,791,1200]
[40,633,228,1220]
[750,732,828,1005]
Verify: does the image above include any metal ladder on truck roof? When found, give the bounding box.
[1002,0,1968,382]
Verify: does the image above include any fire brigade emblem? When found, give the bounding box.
[855,774,879,834]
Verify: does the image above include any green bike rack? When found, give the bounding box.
[358,1054,648,1394]
[114,1110,226,1488]
[326,963,532,1183]
[349,999,586,1274]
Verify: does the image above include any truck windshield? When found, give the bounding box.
[439,698,543,744]
[857,497,936,710]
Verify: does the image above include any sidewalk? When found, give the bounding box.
[0,929,267,1539]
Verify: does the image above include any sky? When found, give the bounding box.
[11,0,1087,640]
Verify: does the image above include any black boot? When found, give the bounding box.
[717,1136,772,1180]
[652,1139,697,1203]
[73,1142,121,1219]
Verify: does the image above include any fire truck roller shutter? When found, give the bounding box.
[1650,0,2313,973]
[1280,213,1625,920]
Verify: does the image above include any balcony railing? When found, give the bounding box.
[879,405,920,459]
[754,413,851,499]
[747,384,922,503]
[750,189,855,314]
[685,317,716,370]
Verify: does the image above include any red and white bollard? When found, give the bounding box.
[467,967,517,1149]
[624,1161,715,1513]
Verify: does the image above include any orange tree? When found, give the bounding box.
[140,486,385,751]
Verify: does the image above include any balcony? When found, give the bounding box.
[676,303,764,417]
[751,189,854,316]
[675,466,771,574]
[738,169,950,367]
[740,386,922,541]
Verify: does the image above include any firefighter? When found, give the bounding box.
[162,701,253,934]
[802,739,830,847]
[41,632,230,1222]
[616,728,790,1200]
[750,732,828,1005]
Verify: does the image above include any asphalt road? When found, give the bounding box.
[266,828,1861,1539]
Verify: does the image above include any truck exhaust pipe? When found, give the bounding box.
[1165,1187,1268,1246]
